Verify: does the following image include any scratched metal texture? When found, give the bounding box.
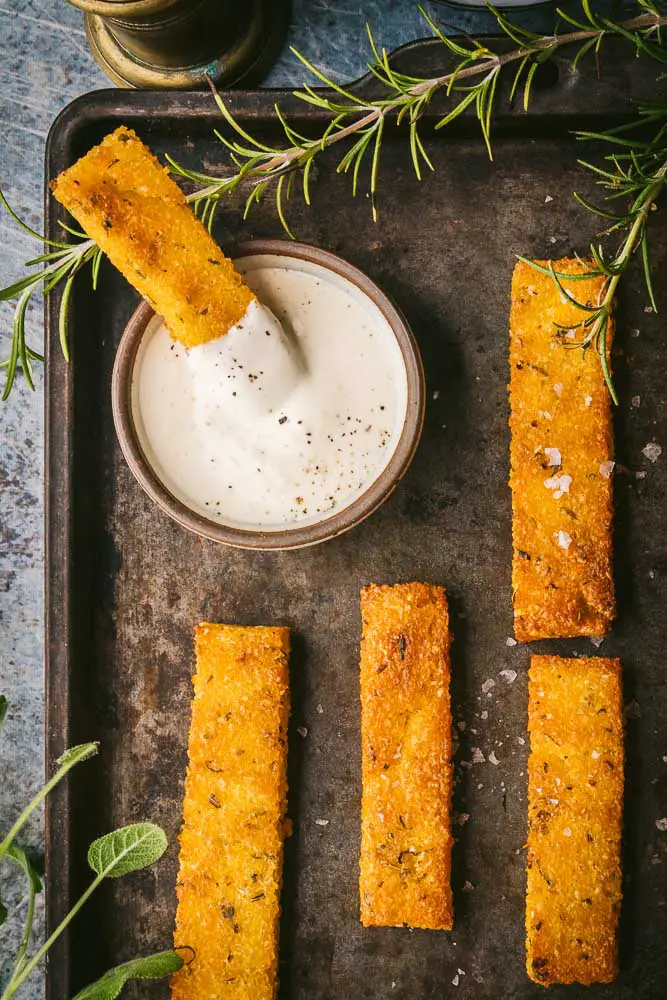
[44,39,667,1000]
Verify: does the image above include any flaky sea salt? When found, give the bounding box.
[555,530,572,550]
[488,751,500,766]
[472,748,485,764]
[643,442,662,463]
[599,460,615,479]
[563,827,572,837]
[315,818,329,826]
[592,750,600,759]
[584,395,592,408]
[544,473,572,499]
[656,818,667,832]
[544,447,561,466]
[500,669,517,684]
[506,637,517,647]
[553,382,563,396]
[481,678,496,694]
[632,395,641,408]
[590,636,604,648]
[544,194,553,203]
[297,726,309,738]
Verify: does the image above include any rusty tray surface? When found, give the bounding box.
[45,38,667,1000]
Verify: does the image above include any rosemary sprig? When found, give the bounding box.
[520,104,667,402]
[0,188,101,400]
[169,1,667,232]
[1,183,197,399]
[2,0,667,400]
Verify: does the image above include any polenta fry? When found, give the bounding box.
[359,583,453,930]
[509,259,615,641]
[526,655,623,986]
[172,624,290,1000]
[52,127,254,348]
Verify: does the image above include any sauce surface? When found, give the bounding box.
[132,255,408,531]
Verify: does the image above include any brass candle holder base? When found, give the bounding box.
[69,0,291,90]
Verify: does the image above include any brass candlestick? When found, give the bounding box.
[67,0,291,89]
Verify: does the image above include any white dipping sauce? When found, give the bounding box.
[132,254,408,531]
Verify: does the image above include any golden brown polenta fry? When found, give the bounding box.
[359,583,453,930]
[172,624,289,1000]
[509,258,615,641]
[52,127,254,348]
[526,655,623,986]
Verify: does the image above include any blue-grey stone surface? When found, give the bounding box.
[0,0,554,995]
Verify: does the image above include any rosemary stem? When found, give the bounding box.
[187,10,667,204]
[600,160,667,309]
[590,158,667,402]
[185,109,382,204]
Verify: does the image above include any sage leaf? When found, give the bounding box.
[87,823,167,880]
[7,844,43,894]
[4,844,43,981]
[56,743,98,769]
[71,951,184,1000]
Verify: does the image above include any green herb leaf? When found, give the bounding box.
[0,696,8,733]
[0,898,7,927]
[4,845,43,982]
[71,951,184,1000]
[6,844,43,895]
[87,823,168,879]
[57,743,98,769]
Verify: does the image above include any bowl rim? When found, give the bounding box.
[111,239,425,550]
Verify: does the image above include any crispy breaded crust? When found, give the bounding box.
[509,258,615,641]
[526,655,623,986]
[51,126,254,348]
[359,583,453,930]
[172,624,290,1000]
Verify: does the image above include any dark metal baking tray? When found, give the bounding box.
[45,37,667,1000]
